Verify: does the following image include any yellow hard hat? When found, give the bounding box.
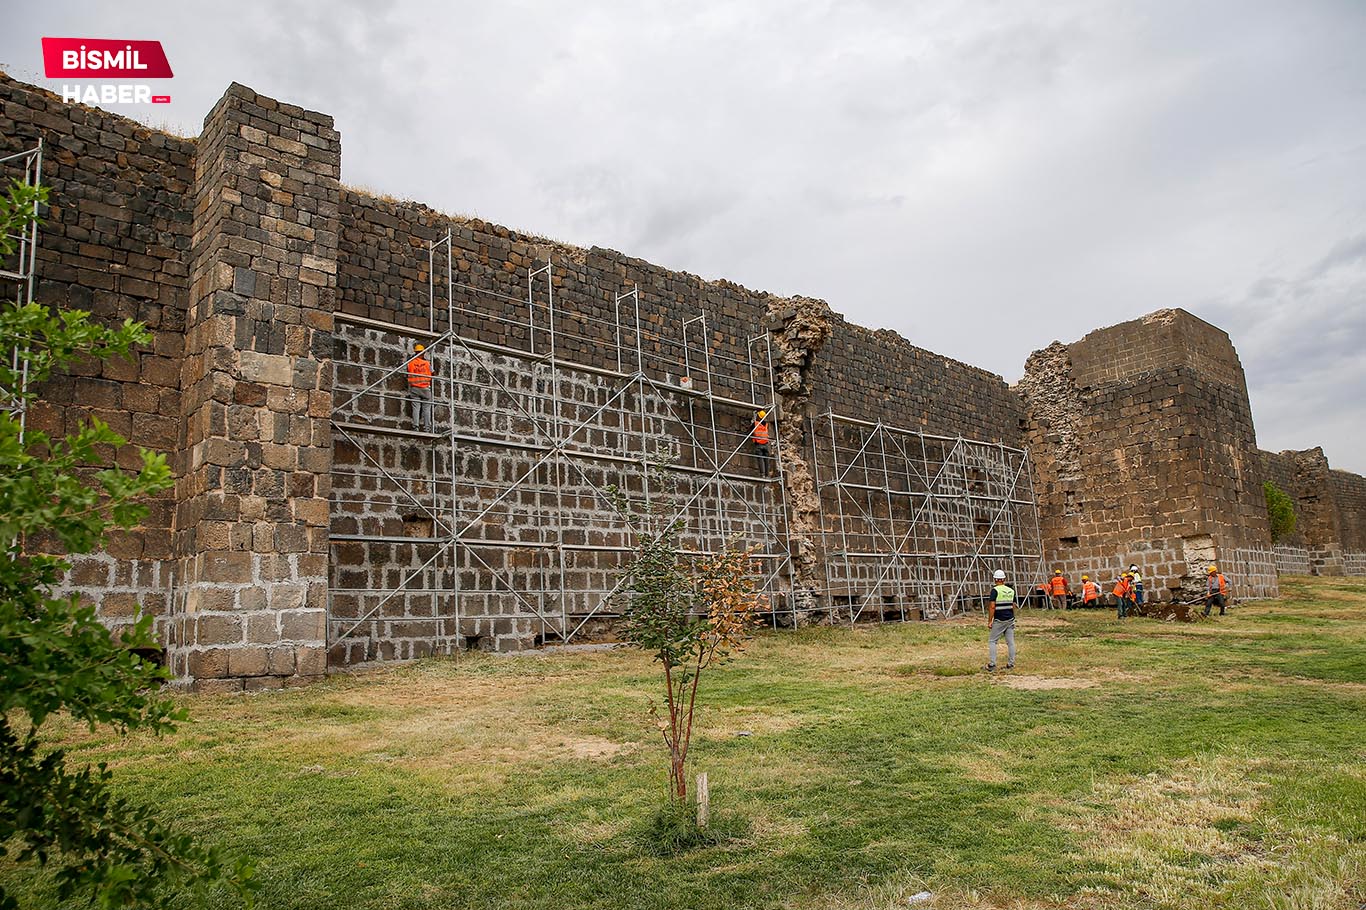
[1081,574,1089,580]
[1054,569,1062,575]
[414,343,425,352]
[757,410,767,419]
[1207,565,1217,573]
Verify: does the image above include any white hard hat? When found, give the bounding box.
[1129,564,1137,570]
[993,570,1005,580]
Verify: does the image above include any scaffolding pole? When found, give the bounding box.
[326,232,795,660]
[812,413,1042,621]
[1,141,44,440]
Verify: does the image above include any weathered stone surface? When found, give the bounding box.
[6,68,1362,690]
[1019,310,1280,602]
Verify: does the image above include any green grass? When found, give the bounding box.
[6,575,1366,909]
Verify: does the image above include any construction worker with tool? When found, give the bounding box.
[1080,574,1100,606]
[406,342,434,433]
[1128,564,1144,607]
[1204,565,1230,617]
[1112,571,1135,619]
[984,569,1016,672]
[1048,569,1070,610]
[752,409,771,469]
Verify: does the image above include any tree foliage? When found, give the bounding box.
[0,178,256,907]
[614,469,764,804]
[1263,480,1297,544]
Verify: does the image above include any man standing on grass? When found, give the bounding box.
[1204,565,1229,617]
[1112,572,1134,620]
[985,569,1016,672]
[1048,569,1070,610]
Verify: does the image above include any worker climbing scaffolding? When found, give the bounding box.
[751,409,771,470]
[406,342,434,433]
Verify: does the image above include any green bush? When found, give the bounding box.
[639,802,750,856]
[1264,480,1298,543]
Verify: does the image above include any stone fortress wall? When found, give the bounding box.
[1018,310,1280,602]
[3,70,1363,689]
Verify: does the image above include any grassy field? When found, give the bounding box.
[7,575,1366,909]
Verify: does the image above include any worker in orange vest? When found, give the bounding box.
[1112,572,1134,620]
[1204,565,1230,617]
[1080,574,1100,606]
[1047,569,1070,610]
[406,343,434,432]
[752,410,771,468]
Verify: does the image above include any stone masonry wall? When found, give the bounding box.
[1,72,192,636]
[1020,309,1278,601]
[1257,446,1366,576]
[333,192,1030,639]
[809,315,1025,446]
[167,83,338,691]
[327,320,785,662]
[11,67,1366,685]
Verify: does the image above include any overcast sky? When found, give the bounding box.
[4,1,1365,471]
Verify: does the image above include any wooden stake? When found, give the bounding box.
[695,772,710,829]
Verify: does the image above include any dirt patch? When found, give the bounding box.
[999,675,1098,691]
[697,709,807,741]
[950,748,1014,784]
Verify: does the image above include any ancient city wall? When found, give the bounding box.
[807,316,1025,444]
[1019,309,1278,600]
[6,69,1366,688]
[1,71,192,636]
[1257,446,1366,576]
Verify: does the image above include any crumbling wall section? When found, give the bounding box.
[1017,342,1084,519]
[765,296,833,612]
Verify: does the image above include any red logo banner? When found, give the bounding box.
[41,38,174,78]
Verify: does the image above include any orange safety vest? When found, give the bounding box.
[752,420,770,446]
[1209,573,1228,596]
[1082,581,1099,602]
[406,356,432,389]
[1112,578,1132,600]
[1049,576,1068,596]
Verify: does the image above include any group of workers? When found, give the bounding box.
[1034,566,1146,618]
[985,564,1233,670]
[1031,566,1230,619]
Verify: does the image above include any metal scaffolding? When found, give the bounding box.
[810,413,1045,620]
[327,230,795,660]
[1,141,44,438]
